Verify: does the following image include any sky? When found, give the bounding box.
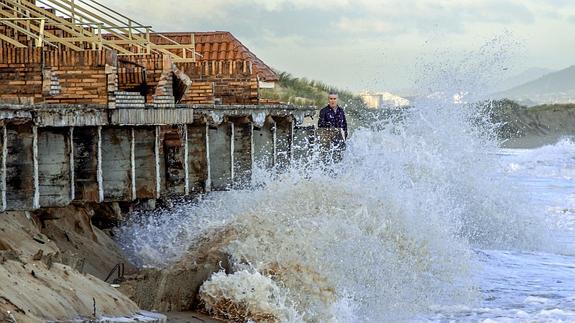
[99,0,575,94]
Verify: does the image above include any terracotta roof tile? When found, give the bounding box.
[150,31,278,81]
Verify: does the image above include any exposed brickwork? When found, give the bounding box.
[43,50,116,105]
[118,55,172,104]
[0,48,44,104]
[177,61,259,105]
[1,17,272,107]
[181,81,214,105]
[0,48,117,105]
[214,77,258,105]
[117,64,145,92]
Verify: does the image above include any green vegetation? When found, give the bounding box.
[479,99,575,141]
[260,71,389,129]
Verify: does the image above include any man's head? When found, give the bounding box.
[328,91,338,108]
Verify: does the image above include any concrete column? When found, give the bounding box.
[155,126,161,197]
[33,126,39,209]
[205,124,212,192]
[134,127,160,199]
[274,116,294,172]
[101,127,134,202]
[0,126,6,211]
[184,125,190,195]
[73,127,102,202]
[37,127,74,207]
[253,116,276,169]
[163,126,187,195]
[97,126,104,202]
[130,128,137,199]
[208,121,233,190]
[188,122,210,193]
[5,123,39,210]
[232,117,253,188]
[69,127,75,201]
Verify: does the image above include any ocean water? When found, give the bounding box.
[115,36,575,322]
[116,91,575,322]
[420,138,575,322]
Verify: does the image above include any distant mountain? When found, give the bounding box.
[493,67,555,93]
[493,65,575,105]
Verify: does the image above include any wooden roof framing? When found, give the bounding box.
[0,0,197,61]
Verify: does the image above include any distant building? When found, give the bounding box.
[360,91,383,109]
[359,91,410,108]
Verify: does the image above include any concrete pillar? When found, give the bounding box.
[69,128,75,201]
[184,125,190,195]
[74,127,103,202]
[0,126,6,211]
[253,116,276,169]
[188,122,210,193]
[155,126,161,197]
[232,117,253,188]
[208,121,233,190]
[134,127,160,199]
[37,127,74,207]
[101,127,134,202]
[274,116,294,171]
[163,125,188,195]
[5,123,39,210]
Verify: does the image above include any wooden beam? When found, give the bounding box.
[0,32,27,47]
[0,11,84,50]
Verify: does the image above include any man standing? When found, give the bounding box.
[318,92,348,162]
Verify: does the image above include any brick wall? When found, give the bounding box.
[117,63,146,92]
[119,54,171,103]
[0,48,117,105]
[43,50,116,105]
[0,48,43,104]
[0,49,263,106]
[178,60,259,105]
[181,81,214,104]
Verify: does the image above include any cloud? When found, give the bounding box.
[94,0,575,91]
[336,17,395,33]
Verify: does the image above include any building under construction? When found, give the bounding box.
[0,0,315,211]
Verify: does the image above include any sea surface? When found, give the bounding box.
[117,99,575,322]
[420,138,575,322]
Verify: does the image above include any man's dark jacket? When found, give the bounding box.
[318,105,348,139]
